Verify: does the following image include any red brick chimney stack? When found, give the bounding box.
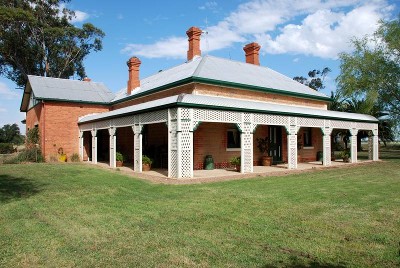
[243,42,261,65]
[126,57,141,95]
[186,26,202,61]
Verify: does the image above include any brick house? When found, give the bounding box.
[20,26,379,178]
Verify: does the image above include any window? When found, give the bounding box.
[303,127,312,147]
[227,129,240,150]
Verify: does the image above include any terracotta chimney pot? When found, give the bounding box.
[186,26,202,61]
[243,42,261,65]
[83,77,91,82]
[126,57,141,95]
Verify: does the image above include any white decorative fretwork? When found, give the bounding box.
[237,113,255,173]
[193,109,241,123]
[177,108,193,178]
[297,117,325,128]
[253,114,288,126]
[168,108,178,178]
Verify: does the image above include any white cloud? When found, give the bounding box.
[0,82,19,100]
[122,36,187,59]
[199,1,218,11]
[70,10,89,23]
[121,0,394,59]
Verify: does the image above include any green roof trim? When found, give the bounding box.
[111,76,331,106]
[79,100,377,125]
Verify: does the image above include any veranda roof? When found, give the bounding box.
[79,94,377,124]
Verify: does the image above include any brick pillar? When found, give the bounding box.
[186,26,202,61]
[243,42,261,65]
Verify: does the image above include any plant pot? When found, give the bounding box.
[142,163,151,171]
[343,157,349,163]
[261,156,272,166]
[116,161,123,167]
[235,164,241,172]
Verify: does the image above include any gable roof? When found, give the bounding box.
[20,75,115,111]
[79,93,377,124]
[112,55,331,103]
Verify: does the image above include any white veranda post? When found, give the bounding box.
[91,129,97,164]
[322,125,332,166]
[132,124,142,172]
[286,118,298,169]
[109,127,116,168]
[372,128,379,161]
[78,131,84,161]
[350,128,358,163]
[238,113,255,173]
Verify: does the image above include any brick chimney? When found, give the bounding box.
[186,26,202,61]
[83,77,91,82]
[126,57,141,95]
[243,42,261,65]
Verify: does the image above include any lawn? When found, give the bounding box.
[0,147,399,267]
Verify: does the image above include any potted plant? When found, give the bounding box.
[116,152,124,167]
[340,149,350,163]
[256,136,275,166]
[230,156,241,172]
[142,155,153,171]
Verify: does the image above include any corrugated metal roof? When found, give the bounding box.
[28,75,115,103]
[79,94,377,124]
[112,55,330,102]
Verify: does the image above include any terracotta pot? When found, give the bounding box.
[116,161,123,167]
[261,156,272,166]
[142,163,151,171]
[236,164,241,172]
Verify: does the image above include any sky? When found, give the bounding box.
[0,0,399,134]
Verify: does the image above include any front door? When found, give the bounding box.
[269,126,282,163]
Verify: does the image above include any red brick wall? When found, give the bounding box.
[41,102,109,160]
[26,104,45,150]
[116,127,134,162]
[297,127,323,162]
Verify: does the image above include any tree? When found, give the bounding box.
[0,0,105,87]
[336,15,400,122]
[0,123,24,144]
[293,67,331,91]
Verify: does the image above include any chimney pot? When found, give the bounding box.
[186,26,202,61]
[243,42,261,65]
[83,77,91,82]
[126,57,141,95]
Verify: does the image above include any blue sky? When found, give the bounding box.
[0,0,399,133]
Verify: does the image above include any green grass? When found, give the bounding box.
[1,148,399,267]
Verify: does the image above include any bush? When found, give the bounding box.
[0,143,14,154]
[3,147,44,164]
[70,153,80,162]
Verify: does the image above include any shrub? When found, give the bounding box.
[230,156,241,166]
[70,153,80,162]
[0,143,14,154]
[3,147,44,164]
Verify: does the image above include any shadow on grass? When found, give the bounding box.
[263,259,346,268]
[0,175,42,203]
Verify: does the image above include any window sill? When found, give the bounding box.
[303,146,314,149]
[226,148,241,152]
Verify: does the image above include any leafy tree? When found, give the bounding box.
[0,0,105,87]
[336,15,400,122]
[0,123,24,144]
[293,67,331,91]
